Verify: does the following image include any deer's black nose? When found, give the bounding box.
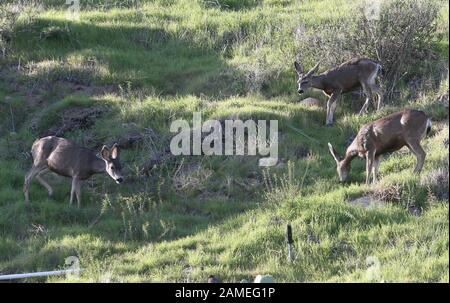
[116,177,123,184]
[298,89,304,94]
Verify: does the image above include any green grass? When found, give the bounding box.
[0,0,448,282]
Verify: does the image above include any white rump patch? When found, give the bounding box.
[423,118,432,138]
[368,70,377,85]
[400,114,408,126]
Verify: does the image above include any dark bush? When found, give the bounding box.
[353,0,441,99]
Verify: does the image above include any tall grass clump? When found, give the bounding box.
[262,161,310,219]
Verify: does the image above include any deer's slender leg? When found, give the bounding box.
[70,177,77,206]
[23,165,46,204]
[372,156,381,184]
[70,176,82,208]
[329,96,339,122]
[326,91,341,126]
[359,83,372,115]
[365,151,376,185]
[406,141,426,174]
[372,85,383,111]
[324,92,331,126]
[36,169,53,197]
[75,178,82,208]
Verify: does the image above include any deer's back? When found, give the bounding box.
[357,110,429,155]
[321,58,380,93]
[32,136,98,179]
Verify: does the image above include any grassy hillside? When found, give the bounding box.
[0,0,448,282]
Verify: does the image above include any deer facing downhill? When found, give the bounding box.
[23,136,124,207]
[328,109,431,184]
[294,57,383,126]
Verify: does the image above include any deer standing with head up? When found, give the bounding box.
[328,109,431,184]
[23,136,124,207]
[294,58,383,126]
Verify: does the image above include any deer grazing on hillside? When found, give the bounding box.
[328,109,431,184]
[294,57,383,126]
[23,136,124,207]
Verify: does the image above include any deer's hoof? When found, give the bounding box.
[325,123,334,127]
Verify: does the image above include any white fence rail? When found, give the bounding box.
[0,269,80,281]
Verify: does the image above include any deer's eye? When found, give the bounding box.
[111,166,115,170]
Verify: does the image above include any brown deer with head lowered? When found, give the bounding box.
[294,57,383,126]
[328,109,431,184]
[23,136,124,207]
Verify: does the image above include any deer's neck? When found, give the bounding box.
[342,142,359,166]
[310,75,325,90]
[342,150,357,166]
[92,157,106,175]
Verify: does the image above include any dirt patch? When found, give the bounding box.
[42,106,106,137]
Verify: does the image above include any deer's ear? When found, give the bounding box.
[101,145,110,161]
[305,62,320,77]
[111,143,120,159]
[328,142,341,163]
[294,61,303,75]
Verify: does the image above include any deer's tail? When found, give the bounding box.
[376,63,382,73]
[426,118,432,136]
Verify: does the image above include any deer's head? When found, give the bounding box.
[294,61,320,94]
[101,144,124,184]
[328,142,350,183]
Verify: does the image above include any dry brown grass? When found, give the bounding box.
[421,167,449,200]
